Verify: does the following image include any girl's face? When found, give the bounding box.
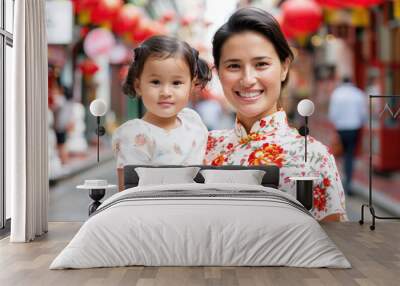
[135,55,193,120]
[218,31,289,128]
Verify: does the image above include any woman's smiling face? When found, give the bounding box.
[217,31,289,130]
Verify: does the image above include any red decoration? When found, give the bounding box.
[80,26,90,38]
[314,0,346,8]
[132,20,167,44]
[281,0,323,36]
[72,0,97,14]
[180,15,195,27]
[160,10,176,24]
[73,0,98,26]
[118,65,129,82]
[275,14,296,39]
[281,22,297,39]
[316,0,384,8]
[78,59,99,76]
[113,4,142,36]
[348,0,384,6]
[91,0,123,26]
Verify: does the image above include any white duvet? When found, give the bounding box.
[50,183,351,269]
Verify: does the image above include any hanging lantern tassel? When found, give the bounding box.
[296,34,308,47]
[78,59,100,76]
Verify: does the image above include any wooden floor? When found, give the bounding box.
[0,222,399,286]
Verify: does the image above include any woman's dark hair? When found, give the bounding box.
[212,7,294,88]
[123,35,212,98]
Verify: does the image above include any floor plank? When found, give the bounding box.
[0,222,399,286]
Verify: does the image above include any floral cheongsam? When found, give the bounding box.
[112,108,208,168]
[205,110,347,221]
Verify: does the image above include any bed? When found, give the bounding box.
[50,165,350,269]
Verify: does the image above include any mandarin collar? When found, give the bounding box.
[234,110,289,138]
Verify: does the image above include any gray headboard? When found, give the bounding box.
[123,165,280,190]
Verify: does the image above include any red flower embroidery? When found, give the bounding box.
[247,143,284,167]
[239,132,266,145]
[211,154,226,166]
[323,177,331,187]
[227,143,234,150]
[206,136,218,152]
[259,119,266,128]
[313,186,327,212]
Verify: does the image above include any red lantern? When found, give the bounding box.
[132,20,167,44]
[347,0,384,6]
[282,0,323,36]
[275,14,295,40]
[280,20,296,40]
[78,59,99,76]
[131,19,151,44]
[74,0,98,25]
[314,0,346,8]
[72,0,97,14]
[113,4,142,36]
[91,0,123,26]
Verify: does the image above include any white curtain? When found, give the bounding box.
[8,0,48,242]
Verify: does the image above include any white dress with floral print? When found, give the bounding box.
[112,108,208,168]
[205,111,347,221]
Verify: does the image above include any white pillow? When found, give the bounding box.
[200,169,266,185]
[135,167,201,186]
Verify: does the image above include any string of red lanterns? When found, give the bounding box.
[279,0,384,42]
[72,0,170,47]
[315,0,384,8]
[70,0,199,77]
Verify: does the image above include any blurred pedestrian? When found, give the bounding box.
[328,76,367,195]
[52,81,74,164]
[195,98,222,130]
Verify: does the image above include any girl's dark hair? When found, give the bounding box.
[123,35,212,98]
[212,7,294,88]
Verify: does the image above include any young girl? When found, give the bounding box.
[112,35,212,191]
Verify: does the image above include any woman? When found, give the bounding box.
[205,7,347,222]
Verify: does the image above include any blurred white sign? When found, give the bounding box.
[46,0,73,44]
